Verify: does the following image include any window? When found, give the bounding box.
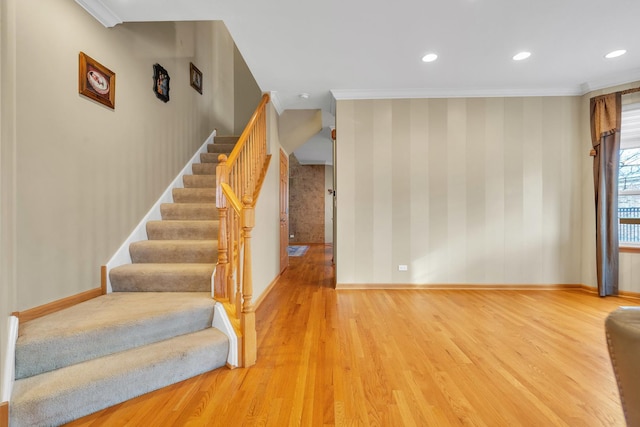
[618,102,640,244]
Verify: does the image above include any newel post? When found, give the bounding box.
[215,154,229,300]
[241,194,257,366]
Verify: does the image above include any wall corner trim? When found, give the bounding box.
[74,0,123,27]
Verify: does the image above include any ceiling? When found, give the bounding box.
[78,0,640,115]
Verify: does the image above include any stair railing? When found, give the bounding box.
[215,93,270,367]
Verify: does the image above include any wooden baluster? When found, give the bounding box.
[241,194,256,367]
[235,210,242,319]
[244,141,248,188]
[227,211,236,302]
[250,140,254,193]
[215,155,229,300]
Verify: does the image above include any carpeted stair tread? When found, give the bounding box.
[10,327,229,427]
[147,220,219,240]
[207,143,236,153]
[15,292,215,379]
[172,187,216,203]
[192,163,216,175]
[110,263,214,292]
[160,203,218,220]
[130,240,218,263]
[183,174,216,188]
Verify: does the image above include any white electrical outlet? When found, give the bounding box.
[398,265,408,271]
[290,234,294,238]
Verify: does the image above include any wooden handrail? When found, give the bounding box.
[226,94,270,168]
[221,183,242,214]
[215,93,271,368]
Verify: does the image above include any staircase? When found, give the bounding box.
[9,136,239,427]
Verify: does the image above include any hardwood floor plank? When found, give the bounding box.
[64,244,638,426]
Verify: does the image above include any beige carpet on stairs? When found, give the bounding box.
[10,136,240,426]
[109,136,238,292]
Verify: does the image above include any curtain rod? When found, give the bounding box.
[621,87,640,96]
[591,85,640,100]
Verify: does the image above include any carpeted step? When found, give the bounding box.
[192,163,216,175]
[172,187,216,203]
[160,203,218,220]
[110,263,214,292]
[200,152,225,163]
[15,292,215,379]
[10,327,228,427]
[147,220,219,240]
[214,136,240,145]
[183,174,216,188]
[129,240,218,263]
[207,143,236,154]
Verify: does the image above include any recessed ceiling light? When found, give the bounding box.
[422,53,438,63]
[605,49,627,59]
[299,93,310,99]
[512,51,531,61]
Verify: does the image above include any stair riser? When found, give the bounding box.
[200,153,224,163]
[110,266,214,292]
[160,203,218,220]
[130,242,218,264]
[183,174,216,188]
[15,298,215,379]
[192,163,216,175]
[207,143,236,154]
[172,188,216,203]
[146,221,219,240]
[11,329,228,427]
[214,136,239,145]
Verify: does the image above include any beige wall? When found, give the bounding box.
[233,46,262,135]
[580,80,640,293]
[252,103,285,300]
[336,97,583,286]
[0,0,18,401]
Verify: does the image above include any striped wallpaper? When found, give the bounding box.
[336,97,583,286]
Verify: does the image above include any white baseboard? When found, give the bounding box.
[213,302,238,367]
[1,316,19,403]
[105,130,217,292]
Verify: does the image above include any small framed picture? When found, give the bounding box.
[190,62,203,94]
[78,52,115,109]
[153,63,170,103]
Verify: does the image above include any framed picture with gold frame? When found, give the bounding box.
[78,52,115,109]
[190,62,203,94]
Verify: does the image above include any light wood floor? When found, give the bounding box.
[67,244,638,426]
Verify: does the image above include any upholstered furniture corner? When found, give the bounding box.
[605,306,640,427]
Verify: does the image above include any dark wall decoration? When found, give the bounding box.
[153,63,170,103]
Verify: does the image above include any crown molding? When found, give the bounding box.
[269,91,284,115]
[331,69,640,101]
[331,86,584,101]
[74,0,122,27]
[580,68,640,94]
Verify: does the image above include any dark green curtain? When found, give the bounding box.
[590,93,621,296]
